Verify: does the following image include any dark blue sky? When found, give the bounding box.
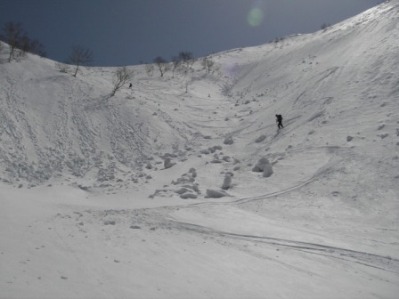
[0,0,381,66]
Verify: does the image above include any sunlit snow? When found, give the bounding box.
[1,1,398,298]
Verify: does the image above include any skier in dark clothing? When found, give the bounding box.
[276,114,284,129]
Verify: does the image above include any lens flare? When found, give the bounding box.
[247,7,264,27]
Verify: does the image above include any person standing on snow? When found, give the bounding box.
[276,114,284,129]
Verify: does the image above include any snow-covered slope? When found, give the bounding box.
[1,1,399,298]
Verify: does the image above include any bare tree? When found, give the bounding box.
[321,23,331,31]
[153,56,168,77]
[2,22,24,62]
[27,38,46,57]
[201,56,214,74]
[178,51,194,73]
[0,22,46,62]
[68,46,93,77]
[178,51,193,61]
[19,34,46,57]
[176,51,195,93]
[171,55,182,77]
[18,34,30,55]
[111,66,133,96]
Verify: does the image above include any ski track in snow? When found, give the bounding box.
[170,220,399,275]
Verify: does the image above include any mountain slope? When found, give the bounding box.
[0,1,398,196]
[1,1,399,298]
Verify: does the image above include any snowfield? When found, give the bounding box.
[1,1,399,298]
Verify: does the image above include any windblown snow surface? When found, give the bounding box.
[1,1,399,298]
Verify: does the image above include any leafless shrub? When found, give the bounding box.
[1,22,46,62]
[55,62,70,73]
[67,46,93,77]
[153,56,168,77]
[111,66,133,96]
